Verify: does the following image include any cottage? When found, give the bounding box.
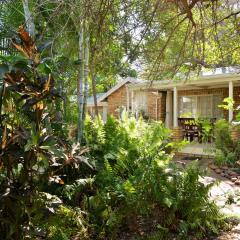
[87,68,240,141]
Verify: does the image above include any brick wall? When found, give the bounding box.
[106,85,240,121]
[147,91,167,122]
[107,86,167,121]
[107,85,127,117]
[140,86,240,121]
[147,92,156,120]
[177,88,229,97]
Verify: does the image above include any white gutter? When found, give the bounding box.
[127,74,240,91]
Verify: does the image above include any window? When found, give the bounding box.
[178,95,223,118]
[179,96,197,118]
[133,91,148,114]
[197,95,212,118]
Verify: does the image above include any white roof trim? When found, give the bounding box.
[128,73,240,91]
[98,77,137,102]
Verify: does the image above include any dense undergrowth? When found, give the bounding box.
[214,119,240,166]
[81,114,224,239]
[26,114,225,240]
[0,27,225,240]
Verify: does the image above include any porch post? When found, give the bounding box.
[165,91,171,128]
[126,85,129,112]
[229,81,233,122]
[131,90,134,114]
[173,87,178,127]
[103,106,108,122]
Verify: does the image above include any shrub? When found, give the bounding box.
[214,119,233,156]
[214,119,240,166]
[215,149,226,166]
[0,27,92,239]
[43,206,89,240]
[83,113,223,239]
[30,193,89,240]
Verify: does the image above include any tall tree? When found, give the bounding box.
[22,0,35,38]
[77,23,85,142]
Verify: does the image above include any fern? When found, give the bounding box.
[83,112,224,239]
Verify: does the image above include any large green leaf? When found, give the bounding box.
[11,59,28,71]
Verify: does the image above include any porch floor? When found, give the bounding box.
[179,142,215,157]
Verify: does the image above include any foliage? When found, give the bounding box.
[0,27,90,239]
[196,118,214,143]
[141,1,240,79]
[83,113,223,239]
[215,119,233,152]
[214,119,240,166]
[0,1,237,239]
[218,97,235,111]
[30,195,89,240]
[181,118,214,143]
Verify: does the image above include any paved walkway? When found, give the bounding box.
[175,156,240,239]
[201,175,240,216]
[176,157,240,216]
[180,142,215,156]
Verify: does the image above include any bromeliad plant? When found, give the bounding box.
[0,26,89,239]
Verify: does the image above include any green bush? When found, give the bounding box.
[83,113,223,239]
[214,119,240,166]
[214,119,233,156]
[30,194,89,240]
[44,206,89,240]
[215,149,226,166]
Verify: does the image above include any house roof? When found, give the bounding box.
[86,77,140,106]
[87,67,240,105]
[128,67,240,91]
[87,93,108,107]
[87,93,105,105]
[97,77,140,102]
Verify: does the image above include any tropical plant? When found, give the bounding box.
[198,118,214,143]
[0,26,90,239]
[213,119,240,166]
[83,113,224,239]
[30,197,89,240]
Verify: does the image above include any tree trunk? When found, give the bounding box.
[91,71,98,116]
[63,92,67,121]
[0,80,5,128]
[77,24,85,143]
[22,0,35,38]
[82,22,89,121]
